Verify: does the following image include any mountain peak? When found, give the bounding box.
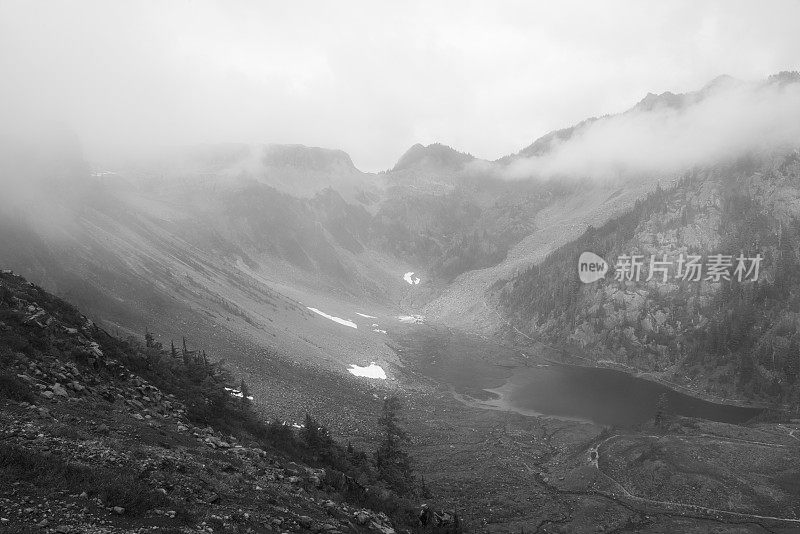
[262,144,357,173]
[632,90,687,112]
[767,70,800,86]
[391,143,474,172]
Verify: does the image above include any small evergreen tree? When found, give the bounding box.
[170,340,178,360]
[182,336,190,366]
[654,392,670,429]
[738,352,755,387]
[420,475,431,498]
[145,328,154,348]
[374,396,414,494]
[785,337,799,384]
[452,512,461,534]
[239,378,251,410]
[300,413,331,454]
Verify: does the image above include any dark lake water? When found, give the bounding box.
[396,326,762,427]
[503,363,762,426]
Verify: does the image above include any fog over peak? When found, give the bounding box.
[2,1,800,171]
[500,74,800,181]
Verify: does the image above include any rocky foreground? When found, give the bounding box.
[0,272,433,534]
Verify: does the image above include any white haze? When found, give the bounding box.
[1,1,800,171]
[502,80,800,181]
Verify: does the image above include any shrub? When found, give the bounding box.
[94,473,168,515]
[0,372,35,402]
[0,443,166,515]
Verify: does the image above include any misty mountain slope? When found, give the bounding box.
[420,71,800,334]
[106,141,555,292]
[3,72,800,403]
[0,174,409,387]
[0,201,418,452]
[498,71,800,178]
[494,150,800,405]
[112,142,381,201]
[421,174,666,333]
[370,178,561,284]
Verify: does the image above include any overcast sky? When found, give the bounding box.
[1,1,799,172]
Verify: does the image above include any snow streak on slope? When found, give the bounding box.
[306,307,357,329]
[347,362,387,379]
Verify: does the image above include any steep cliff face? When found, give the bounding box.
[495,151,800,404]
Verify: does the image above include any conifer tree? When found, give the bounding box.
[786,336,799,384]
[182,336,190,366]
[452,511,461,534]
[300,413,331,453]
[374,396,414,494]
[420,475,431,498]
[654,392,670,429]
[239,378,251,410]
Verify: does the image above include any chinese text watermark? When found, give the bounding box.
[578,252,762,284]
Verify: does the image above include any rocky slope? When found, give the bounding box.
[0,272,452,534]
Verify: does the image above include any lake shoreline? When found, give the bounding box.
[495,333,771,410]
[538,354,771,411]
[454,359,764,426]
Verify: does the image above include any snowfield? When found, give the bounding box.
[306,307,357,329]
[403,272,421,285]
[347,362,387,379]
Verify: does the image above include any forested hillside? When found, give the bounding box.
[496,151,800,406]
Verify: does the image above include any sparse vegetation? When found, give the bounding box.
[0,371,35,402]
[0,272,450,532]
[0,443,168,515]
[375,396,415,495]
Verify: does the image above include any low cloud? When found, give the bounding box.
[502,76,800,180]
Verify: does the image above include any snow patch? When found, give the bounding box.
[397,315,424,324]
[306,307,357,329]
[356,312,377,318]
[348,362,387,379]
[224,387,254,401]
[403,272,421,285]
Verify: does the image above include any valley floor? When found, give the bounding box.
[387,324,800,533]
